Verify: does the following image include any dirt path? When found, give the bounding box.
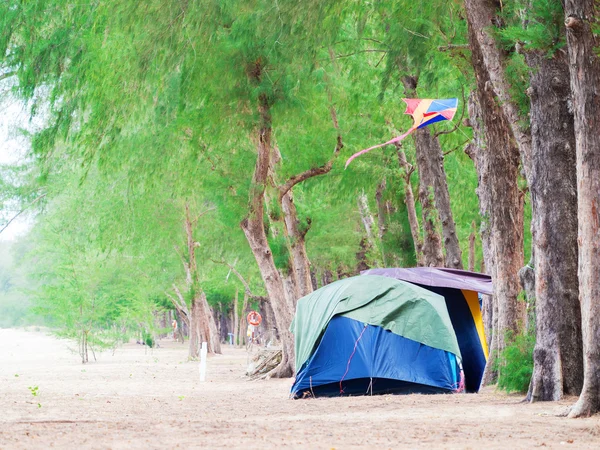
[1,329,599,449]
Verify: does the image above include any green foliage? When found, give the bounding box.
[0,0,492,351]
[496,331,535,394]
[498,0,565,53]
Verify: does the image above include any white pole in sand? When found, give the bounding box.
[199,342,207,382]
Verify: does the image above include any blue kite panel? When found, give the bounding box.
[291,316,459,398]
[417,114,448,129]
[426,98,458,112]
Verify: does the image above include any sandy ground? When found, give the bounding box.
[1,329,599,449]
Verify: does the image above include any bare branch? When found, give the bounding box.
[278,107,343,200]
[438,44,469,52]
[0,193,46,236]
[166,287,190,328]
[335,49,387,59]
[0,71,15,82]
[444,139,471,156]
[192,206,216,226]
[210,259,269,302]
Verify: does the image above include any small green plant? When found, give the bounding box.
[28,386,39,397]
[496,332,535,393]
[178,395,185,401]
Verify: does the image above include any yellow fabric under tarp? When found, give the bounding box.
[462,289,489,359]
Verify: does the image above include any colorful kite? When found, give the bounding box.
[345,98,458,168]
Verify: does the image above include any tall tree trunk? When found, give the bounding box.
[233,289,239,346]
[525,49,583,402]
[183,204,221,357]
[188,295,202,358]
[465,8,525,375]
[240,92,295,378]
[275,106,342,300]
[396,145,424,265]
[466,93,495,356]
[281,191,313,299]
[564,1,600,418]
[403,75,462,269]
[463,0,533,162]
[357,190,377,252]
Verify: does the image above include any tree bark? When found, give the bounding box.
[357,190,377,252]
[396,145,424,265]
[564,0,600,417]
[233,289,239,346]
[523,49,583,402]
[375,177,388,265]
[468,221,476,272]
[463,0,533,163]
[240,92,295,378]
[465,11,525,372]
[466,93,496,358]
[281,191,313,299]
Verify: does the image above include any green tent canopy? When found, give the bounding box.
[290,275,461,371]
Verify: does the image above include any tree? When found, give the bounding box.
[495,0,584,401]
[564,0,600,418]
[465,0,525,373]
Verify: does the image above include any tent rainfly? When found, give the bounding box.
[290,268,491,399]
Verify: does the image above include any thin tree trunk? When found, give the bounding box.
[183,204,221,356]
[402,79,443,267]
[518,251,536,333]
[357,190,377,251]
[321,269,333,286]
[463,0,533,163]
[525,49,582,402]
[466,92,495,356]
[396,145,424,265]
[233,289,239,346]
[188,296,202,359]
[281,191,313,299]
[564,0,600,418]
[240,91,295,378]
[403,75,462,268]
[375,177,388,265]
[465,10,524,379]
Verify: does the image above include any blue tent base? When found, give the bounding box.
[291,316,460,399]
[292,377,452,399]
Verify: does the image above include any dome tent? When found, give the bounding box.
[290,269,490,399]
[290,275,464,398]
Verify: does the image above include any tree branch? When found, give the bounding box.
[278,106,343,200]
[0,193,46,236]
[166,287,190,328]
[334,49,387,59]
[0,71,15,82]
[438,44,469,52]
[209,259,267,302]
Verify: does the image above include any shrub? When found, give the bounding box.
[496,331,535,394]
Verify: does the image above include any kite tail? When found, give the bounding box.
[344,127,415,169]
